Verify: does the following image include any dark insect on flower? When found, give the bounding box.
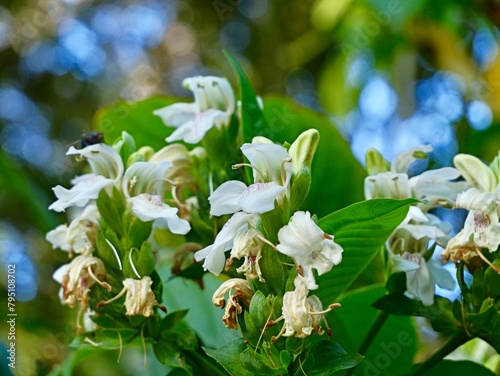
[81,132,105,148]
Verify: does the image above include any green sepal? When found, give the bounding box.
[96,229,123,271]
[128,146,155,166]
[96,188,124,237]
[243,292,281,347]
[122,242,155,278]
[289,165,311,213]
[113,131,136,167]
[259,245,285,296]
[240,347,280,375]
[128,216,154,248]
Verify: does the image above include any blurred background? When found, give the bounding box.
[1,0,500,374]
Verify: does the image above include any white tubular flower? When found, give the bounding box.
[364,172,411,200]
[49,175,114,212]
[53,255,110,308]
[410,167,468,209]
[150,143,194,183]
[46,205,98,255]
[122,161,172,198]
[279,276,337,339]
[129,193,190,235]
[241,141,292,184]
[442,152,500,262]
[154,76,235,144]
[67,143,124,179]
[277,211,343,290]
[49,144,124,212]
[122,277,160,317]
[392,253,454,306]
[209,180,286,216]
[194,212,256,275]
[212,278,254,329]
[229,229,264,281]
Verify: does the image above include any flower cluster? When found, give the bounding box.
[364,146,466,305]
[442,152,500,267]
[46,134,193,332]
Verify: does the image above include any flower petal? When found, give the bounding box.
[238,182,286,214]
[154,102,198,127]
[454,153,497,192]
[166,109,228,144]
[129,194,190,235]
[209,180,248,216]
[49,175,114,212]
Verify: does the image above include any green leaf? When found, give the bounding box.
[467,305,500,352]
[204,339,255,376]
[94,96,180,150]
[372,293,461,334]
[417,360,497,376]
[316,198,416,302]
[224,51,268,143]
[154,319,198,365]
[296,340,363,376]
[330,285,418,376]
[160,310,190,332]
[261,96,366,217]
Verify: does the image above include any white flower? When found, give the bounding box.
[365,172,411,200]
[129,193,190,235]
[122,161,172,198]
[67,144,124,179]
[122,277,160,317]
[209,139,291,216]
[212,278,254,329]
[154,76,235,144]
[209,180,286,216]
[443,210,500,263]
[46,205,98,255]
[194,212,256,275]
[442,152,500,262]
[49,175,114,212]
[276,211,343,290]
[49,144,124,212]
[392,253,454,306]
[53,255,110,308]
[279,276,334,338]
[229,229,264,281]
[240,141,291,184]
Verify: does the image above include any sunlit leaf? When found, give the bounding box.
[316,198,416,302]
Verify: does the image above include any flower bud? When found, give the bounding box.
[288,129,319,175]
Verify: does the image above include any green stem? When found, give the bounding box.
[410,331,469,376]
[345,311,389,376]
